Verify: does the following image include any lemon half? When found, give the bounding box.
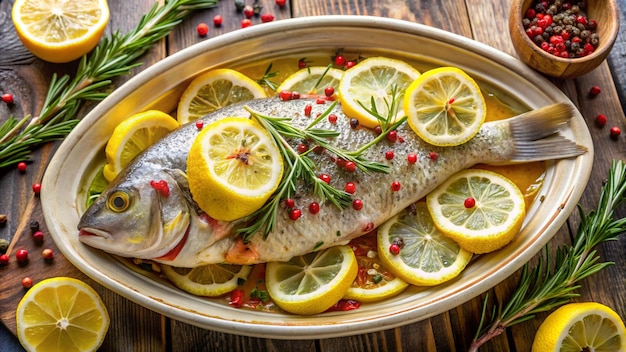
[161,264,252,297]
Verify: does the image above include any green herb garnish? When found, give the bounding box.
[469,160,626,351]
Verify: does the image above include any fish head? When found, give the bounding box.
[78,167,192,259]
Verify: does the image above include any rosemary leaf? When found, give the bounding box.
[0,0,218,170]
[469,160,626,351]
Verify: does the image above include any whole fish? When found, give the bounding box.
[78,97,586,267]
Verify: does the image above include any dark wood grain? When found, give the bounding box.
[1,0,626,351]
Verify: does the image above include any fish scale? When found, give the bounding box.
[78,97,586,267]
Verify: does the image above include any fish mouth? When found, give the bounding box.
[79,228,111,239]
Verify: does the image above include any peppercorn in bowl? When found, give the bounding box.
[509,0,619,79]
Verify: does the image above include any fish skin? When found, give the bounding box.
[78,97,585,267]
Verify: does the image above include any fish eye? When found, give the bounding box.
[107,190,131,212]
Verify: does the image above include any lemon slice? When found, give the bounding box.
[532,302,626,351]
[344,233,409,302]
[102,110,179,183]
[186,117,283,221]
[404,66,486,146]
[377,202,473,286]
[265,245,358,315]
[16,277,110,352]
[161,264,252,297]
[426,169,526,254]
[338,57,421,128]
[276,66,344,95]
[12,0,110,63]
[177,68,267,125]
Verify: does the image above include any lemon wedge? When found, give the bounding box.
[377,202,473,286]
[177,68,267,125]
[186,117,283,221]
[102,110,179,183]
[403,66,486,146]
[276,66,344,95]
[12,0,110,63]
[344,233,409,303]
[426,169,526,254]
[16,277,110,352]
[338,57,420,128]
[532,302,626,351]
[265,245,358,315]
[161,264,252,297]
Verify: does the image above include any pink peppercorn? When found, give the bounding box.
[16,249,28,263]
[196,23,209,37]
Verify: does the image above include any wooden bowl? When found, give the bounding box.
[509,0,620,79]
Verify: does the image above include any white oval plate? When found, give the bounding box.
[42,16,593,339]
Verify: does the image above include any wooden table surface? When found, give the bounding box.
[1,0,626,351]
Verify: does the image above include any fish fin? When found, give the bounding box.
[507,103,588,162]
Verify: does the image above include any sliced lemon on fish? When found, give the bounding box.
[177,68,267,125]
[344,232,409,302]
[102,110,179,183]
[377,202,473,286]
[338,57,420,128]
[186,117,283,221]
[276,66,344,95]
[426,169,526,254]
[403,66,486,146]
[16,277,110,352]
[161,264,252,297]
[12,0,110,63]
[532,302,626,352]
[265,245,358,315]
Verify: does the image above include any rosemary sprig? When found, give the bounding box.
[238,96,404,240]
[0,0,218,169]
[469,160,626,351]
[257,63,280,91]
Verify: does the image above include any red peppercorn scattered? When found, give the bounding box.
[345,161,356,172]
[304,104,313,116]
[334,54,346,66]
[196,23,209,37]
[407,153,418,164]
[297,143,308,153]
[150,180,170,197]
[595,114,607,127]
[385,150,395,160]
[22,277,33,289]
[386,130,397,142]
[0,254,9,265]
[229,289,244,307]
[212,15,223,26]
[388,244,401,255]
[464,197,476,208]
[1,93,14,105]
[328,113,337,124]
[610,126,621,140]
[349,118,359,129]
[589,85,601,96]
[276,0,287,6]
[195,120,204,130]
[345,61,356,69]
[17,162,27,172]
[324,87,335,97]
[429,151,438,161]
[315,98,325,104]
[289,208,302,220]
[298,59,307,69]
[241,18,253,28]
[42,248,54,260]
[345,182,356,194]
[32,183,41,195]
[291,91,300,100]
[319,174,331,184]
[308,202,320,215]
[261,13,275,23]
[243,5,255,18]
[279,90,292,101]
[284,198,295,208]
[16,249,28,263]
[32,231,44,243]
[390,181,401,192]
[352,199,363,210]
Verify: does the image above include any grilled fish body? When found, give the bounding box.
[78,97,586,267]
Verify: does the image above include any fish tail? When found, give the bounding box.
[506,102,588,162]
